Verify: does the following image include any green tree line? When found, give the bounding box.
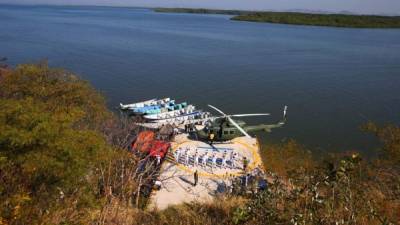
[232,12,400,28]
[155,8,400,28]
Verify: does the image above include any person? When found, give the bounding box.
[185,153,190,166]
[194,153,199,166]
[203,154,208,167]
[243,157,248,171]
[156,155,161,165]
[229,152,234,169]
[212,154,217,168]
[191,124,195,132]
[245,173,250,187]
[175,148,181,162]
[193,170,199,186]
[209,131,215,145]
[222,156,227,168]
[154,180,162,190]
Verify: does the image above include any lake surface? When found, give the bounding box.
[1,4,400,154]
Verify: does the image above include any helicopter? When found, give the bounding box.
[193,105,287,142]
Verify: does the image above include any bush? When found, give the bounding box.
[0,63,117,224]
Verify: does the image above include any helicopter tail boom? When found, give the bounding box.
[244,106,288,133]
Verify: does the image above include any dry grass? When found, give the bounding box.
[94,196,246,225]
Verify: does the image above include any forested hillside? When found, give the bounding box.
[0,63,399,224]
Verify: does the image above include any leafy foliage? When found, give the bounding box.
[232,125,400,225]
[0,62,110,130]
[233,152,399,224]
[363,122,400,164]
[0,63,116,224]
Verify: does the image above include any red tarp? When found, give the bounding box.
[132,131,170,159]
[149,140,170,159]
[132,131,155,153]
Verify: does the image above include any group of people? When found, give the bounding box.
[184,124,196,133]
[173,147,247,171]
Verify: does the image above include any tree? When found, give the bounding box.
[0,62,110,130]
[0,63,117,224]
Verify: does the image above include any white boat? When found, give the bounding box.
[119,97,171,110]
[136,117,214,129]
[143,105,196,120]
[151,111,211,125]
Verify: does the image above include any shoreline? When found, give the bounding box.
[154,7,400,28]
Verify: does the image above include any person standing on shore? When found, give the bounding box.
[203,154,208,167]
[243,157,248,171]
[194,152,199,166]
[193,170,199,186]
[156,154,161,165]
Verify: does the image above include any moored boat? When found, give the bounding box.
[132,100,176,115]
[120,97,171,110]
[143,105,196,120]
[150,111,211,124]
[133,101,189,115]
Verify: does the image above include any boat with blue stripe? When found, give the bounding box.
[143,104,196,120]
[150,110,211,124]
[132,101,188,115]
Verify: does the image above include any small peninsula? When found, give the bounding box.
[154,8,400,28]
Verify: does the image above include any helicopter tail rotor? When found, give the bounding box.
[278,105,288,125]
[283,106,288,120]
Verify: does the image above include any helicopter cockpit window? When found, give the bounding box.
[223,130,229,135]
[230,130,235,134]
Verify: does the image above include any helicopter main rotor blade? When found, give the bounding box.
[227,117,251,138]
[208,105,226,116]
[230,113,270,117]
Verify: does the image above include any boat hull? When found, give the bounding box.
[143,105,195,120]
[120,97,171,110]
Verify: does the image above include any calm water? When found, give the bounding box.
[1,5,400,154]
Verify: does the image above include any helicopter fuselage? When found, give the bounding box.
[193,105,287,142]
[195,117,286,142]
[196,118,245,141]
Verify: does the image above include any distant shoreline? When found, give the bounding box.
[154,8,400,28]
